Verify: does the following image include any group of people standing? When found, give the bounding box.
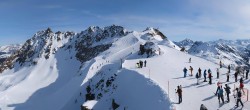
[183,66,213,85]
[136,60,147,68]
[180,59,249,108]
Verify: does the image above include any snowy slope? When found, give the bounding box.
[0,25,249,110]
[123,45,250,110]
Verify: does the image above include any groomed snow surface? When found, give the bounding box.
[0,30,249,110]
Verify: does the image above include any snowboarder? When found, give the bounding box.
[208,69,212,85]
[216,68,220,79]
[198,68,202,78]
[189,58,191,63]
[224,84,231,102]
[144,60,147,67]
[226,72,230,82]
[246,69,249,79]
[196,72,199,85]
[183,67,188,78]
[176,86,182,104]
[200,104,208,110]
[235,88,244,107]
[220,60,222,68]
[203,69,207,82]
[218,86,224,103]
[228,65,231,73]
[189,66,193,76]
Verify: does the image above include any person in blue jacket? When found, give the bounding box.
[203,69,207,82]
[183,67,188,77]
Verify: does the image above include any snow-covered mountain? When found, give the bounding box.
[175,39,250,68]
[0,44,21,64]
[0,25,249,110]
[0,25,179,110]
[174,38,194,50]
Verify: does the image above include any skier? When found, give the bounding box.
[226,72,230,82]
[240,77,243,83]
[239,78,245,94]
[246,69,249,79]
[208,69,211,73]
[208,69,212,85]
[220,60,222,68]
[224,84,231,102]
[216,68,220,79]
[189,66,193,76]
[189,58,191,63]
[139,60,143,68]
[196,72,199,85]
[136,62,139,68]
[218,86,224,103]
[215,82,221,95]
[234,71,238,82]
[198,68,202,78]
[214,82,220,95]
[144,60,147,67]
[203,69,207,82]
[228,65,231,73]
[235,88,244,107]
[176,86,182,104]
[183,67,188,78]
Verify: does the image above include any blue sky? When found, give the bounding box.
[1,0,250,45]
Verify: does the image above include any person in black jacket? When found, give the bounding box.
[228,65,231,73]
[246,69,249,79]
[176,86,182,104]
[208,69,212,84]
[198,68,202,78]
[235,88,244,107]
[224,84,231,102]
[234,71,238,82]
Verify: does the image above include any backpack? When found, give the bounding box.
[238,91,242,98]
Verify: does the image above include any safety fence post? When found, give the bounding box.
[168,81,169,98]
